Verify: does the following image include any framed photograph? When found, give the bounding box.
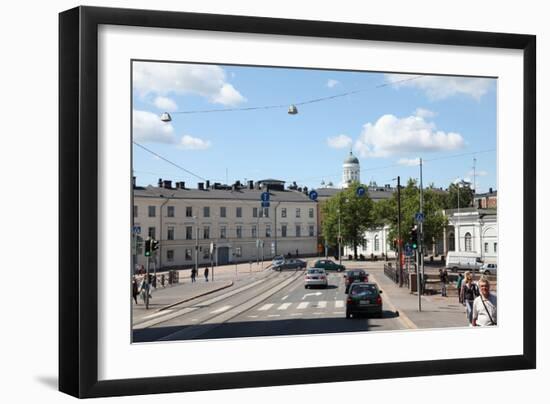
[59,6,536,398]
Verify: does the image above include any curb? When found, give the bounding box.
[158,280,234,312]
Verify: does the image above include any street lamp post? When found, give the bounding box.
[194,216,199,276]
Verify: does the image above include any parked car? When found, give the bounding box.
[445,252,483,272]
[273,259,307,271]
[480,262,497,275]
[272,255,285,267]
[313,259,345,272]
[344,270,369,293]
[304,268,328,289]
[346,282,383,318]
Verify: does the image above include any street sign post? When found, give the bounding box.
[261,201,270,208]
[356,186,366,197]
[261,192,270,202]
[133,226,141,234]
[309,190,318,201]
[415,212,424,223]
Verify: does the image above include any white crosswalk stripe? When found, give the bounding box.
[335,300,344,308]
[258,303,274,311]
[314,301,327,308]
[210,305,231,314]
[297,302,309,310]
[278,303,292,310]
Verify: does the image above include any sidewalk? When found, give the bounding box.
[345,261,470,330]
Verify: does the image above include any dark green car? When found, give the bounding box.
[346,282,383,318]
[313,259,345,272]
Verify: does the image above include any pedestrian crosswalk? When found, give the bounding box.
[207,300,347,318]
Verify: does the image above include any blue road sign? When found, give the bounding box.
[133,226,141,234]
[309,190,318,201]
[404,243,413,256]
[261,201,270,208]
[261,192,270,202]
[356,186,366,197]
[415,212,425,222]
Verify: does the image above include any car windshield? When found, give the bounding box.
[350,285,377,296]
[348,271,364,277]
[308,269,324,275]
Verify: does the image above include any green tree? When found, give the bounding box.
[374,178,447,252]
[445,182,474,210]
[321,182,375,259]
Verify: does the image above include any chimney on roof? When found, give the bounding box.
[163,180,172,189]
[176,181,185,189]
[248,180,254,190]
[489,187,493,194]
[198,182,204,190]
[206,180,210,189]
[158,178,163,188]
[303,186,308,194]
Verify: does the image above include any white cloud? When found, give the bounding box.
[134,62,246,106]
[354,113,465,158]
[327,79,340,88]
[414,108,436,119]
[398,157,420,166]
[153,96,178,112]
[133,110,177,144]
[179,135,212,150]
[385,74,493,101]
[327,134,352,149]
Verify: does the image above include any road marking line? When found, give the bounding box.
[297,302,309,309]
[210,305,232,314]
[290,313,303,316]
[278,303,292,310]
[315,301,327,308]
[142,310,173,320]
[267,314,281,318]
[335,300,344,308]
[281,295,288,300]
[247,315,259,319]
[313,312,323,315]
[258,303,274,311]
[333,311,345,315]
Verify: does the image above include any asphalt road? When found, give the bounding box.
[133,264,405,342]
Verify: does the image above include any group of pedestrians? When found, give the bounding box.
[457,271,497,327]
[131,273,167,304]
[191,266,209,283]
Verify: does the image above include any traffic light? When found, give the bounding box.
[144,238,151,257]
[409,226,418,249]
[151,239,159,252]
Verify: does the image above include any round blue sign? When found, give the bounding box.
[356,186,366,197]
[309,190,318,201]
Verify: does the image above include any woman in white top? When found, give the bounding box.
[472,277,497,326]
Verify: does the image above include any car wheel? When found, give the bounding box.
[305,285,309,289]
[337,268,342,273]
[346,310,351,319]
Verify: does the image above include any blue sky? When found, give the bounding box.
[132,61,497,193]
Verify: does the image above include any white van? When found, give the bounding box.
[445,252,483,272]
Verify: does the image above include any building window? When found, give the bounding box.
[133,205,138,218]
[167,250,174,262]
[374,235,380,251]
[295,225,301,237]
[167,226,174,241]
[296,208,301,218]
[235,247,242,257]
[465,232,472,251]
[148,206,156,217]
[309,208,314,218]
[220,226,226,239]
[494,242,498,253]
[203,248,210,259]
[203,206,210,218]
[236,226,242,238]
[448,233,455,251]
[220,207,226,218]
[484,242,489,253]
[186,207,193,217]
[266,224,271,238]
[203,226,210,239]
[309,225,315,237]
[185,249,192,260]
[167,206,175,217]
[148,227,156,239]
[253,207,258,218]
[281,208,287,218]
[186,226,193,240]
[281,225,287,237]
[236,207,242,218]
[262,207,269,218]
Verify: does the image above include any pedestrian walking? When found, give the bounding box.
[456,273,464,303]
[295,249,299,257]
[460,271,479,325]
[439,268,449,296]
[160,274,166,288]
[472,277,497,326]
[191,267,197,283]
[204,266,209,282]
[131,276,139,304]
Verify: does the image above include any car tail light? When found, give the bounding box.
[305,276,310,280]
[347,297,352,304]
[376,296,382,305]
[320,276,326,280]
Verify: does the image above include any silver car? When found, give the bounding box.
[304,268,328,289]
[480,263,497,275]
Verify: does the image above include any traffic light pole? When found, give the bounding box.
[397,176,403,287]
[145,256,150,310]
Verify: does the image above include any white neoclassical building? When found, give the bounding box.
[342,151,360,188]
[133,179,318,270]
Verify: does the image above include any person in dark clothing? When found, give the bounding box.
[204,266,210,282]
[132,276,139,304]
[460,271,480,325]
[191,267,197,283]
[439,268,449,296]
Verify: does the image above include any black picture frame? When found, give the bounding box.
[59,6,536,398]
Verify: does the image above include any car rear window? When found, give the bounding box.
[308,269,324,275]
[350,284,377,296]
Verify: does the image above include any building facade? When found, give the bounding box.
[133,179,318,270]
